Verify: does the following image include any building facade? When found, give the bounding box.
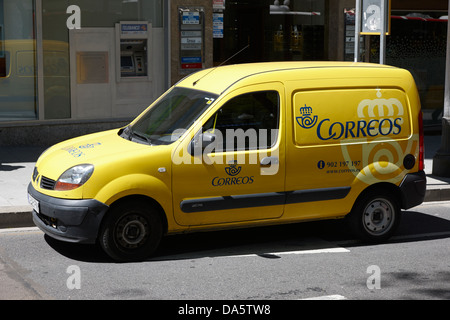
[1,0,169,121]
[0,0,448,145]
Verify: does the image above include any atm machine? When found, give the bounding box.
[116,21,151,80]
[114,21,153,117]
[120,45,146,77]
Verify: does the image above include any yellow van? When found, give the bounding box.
[28,62,426,261]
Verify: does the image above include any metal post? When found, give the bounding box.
[432,0,450,177]
[354,0,361,62]
[36,0,45,120]
[379,0,386,64]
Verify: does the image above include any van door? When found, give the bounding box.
[172,83,285,226]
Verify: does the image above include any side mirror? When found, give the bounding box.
[188,132,216,156]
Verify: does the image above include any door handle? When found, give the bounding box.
[260,156,279,167]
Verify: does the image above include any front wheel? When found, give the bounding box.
[347,191,401,243]
[99,200,163,262]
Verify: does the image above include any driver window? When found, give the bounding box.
[203,90,279,151]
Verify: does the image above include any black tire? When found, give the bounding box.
[99,200,163,262]
[347,190,401,243]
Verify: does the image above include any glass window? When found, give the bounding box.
[127,87,218,145]
[0,0,37,121]
[203,91,280,151]
[43,0,163,30]
[368,12,447,127]
[41,0,164,120]
[213,0,325,65]
[268,0,325,61]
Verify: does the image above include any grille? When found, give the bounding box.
[40,176,56,190]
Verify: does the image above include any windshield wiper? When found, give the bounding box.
[134,131,152,145]
[125,125,152,145]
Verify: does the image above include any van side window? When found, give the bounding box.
[203,90,279,151]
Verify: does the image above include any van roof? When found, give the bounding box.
[175,61,397,95]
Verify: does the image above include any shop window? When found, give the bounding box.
[213,0,325,65]
[41,0,163,120]
[0,0,37,121]
[368,12,448,126]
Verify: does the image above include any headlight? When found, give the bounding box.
[55,164,94,191]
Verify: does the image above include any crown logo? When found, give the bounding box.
[357,90,404,118]
[299,105,313,115]
[296,104,318,129]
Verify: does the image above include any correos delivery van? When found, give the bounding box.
[28,62,426,261]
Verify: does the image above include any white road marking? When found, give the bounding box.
[228,247,350,258]
[274,248,350,255]
[301,294,347,300]
[0,227,41,234]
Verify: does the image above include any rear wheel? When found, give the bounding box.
[347,190,401,243]
[99,200,163,262]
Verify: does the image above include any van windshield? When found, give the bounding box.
[123,87,218,145]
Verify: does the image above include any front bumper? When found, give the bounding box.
[28,183,109,244]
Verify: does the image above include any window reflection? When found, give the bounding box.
[213,0,325,65]
[0,0,37,121]
[370,12,447,127]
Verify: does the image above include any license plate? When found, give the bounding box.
[28,193,40,214]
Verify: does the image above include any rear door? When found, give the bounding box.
[285,87,411,219]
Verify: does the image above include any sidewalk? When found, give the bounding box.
[1,135,450,228]
[423,135,450,201]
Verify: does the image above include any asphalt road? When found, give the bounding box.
[1,201,450,303]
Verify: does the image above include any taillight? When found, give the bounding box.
[418,111,424,171]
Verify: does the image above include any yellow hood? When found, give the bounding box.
[36,129,148,182]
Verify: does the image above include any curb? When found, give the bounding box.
[1,189,449,229]
[424,188,450,202]
[0,206,33,229]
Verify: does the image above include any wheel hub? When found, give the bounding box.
[116,214,149,248]
[363,199,394,235]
